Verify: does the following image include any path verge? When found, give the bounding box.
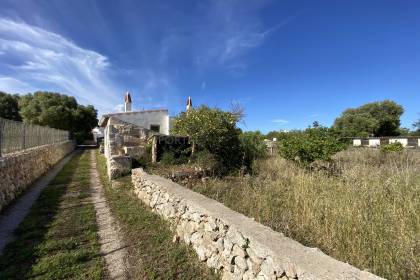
[0,150,76,253]
[0,150,104,279]
[90,150,128,279]
[96,152,219,279]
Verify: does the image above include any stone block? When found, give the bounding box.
[123,146,145,161]
[108,156,131,179]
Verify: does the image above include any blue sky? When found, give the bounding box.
[0,0,419,132]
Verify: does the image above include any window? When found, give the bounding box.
[150,125,160,133]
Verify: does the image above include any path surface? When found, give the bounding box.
[0,151,76,254]
[90,150,128,280]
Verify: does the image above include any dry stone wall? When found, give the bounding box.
[103,116,151,179]
[0,141,75,212]
[132,168,384,280]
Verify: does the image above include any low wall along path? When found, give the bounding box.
[0,141,75,212]
[132,168,384,280]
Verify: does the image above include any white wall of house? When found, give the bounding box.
[353,139,362,146]
[389,138,408,147]
[113,110,169,135]
[368,139,380,147]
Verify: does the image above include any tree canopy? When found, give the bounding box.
[333,100,404,137]
[0,91,21,121]
[172,105,242,170]
[18,91,98,142]
[278,126,347,164]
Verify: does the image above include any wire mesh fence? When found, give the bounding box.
[0,118,70,156]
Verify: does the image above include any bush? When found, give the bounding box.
[381,142,404,153]
[239,131,268,171]
[160,151,189,165]
[191,150,222,173]
[278,127,347,165]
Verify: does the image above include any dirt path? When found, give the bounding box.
[90,150,128,280]
[0,151,76,254]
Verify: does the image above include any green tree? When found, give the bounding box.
[19,92,98,143]
[278,126,346,165]
[172,105,242,171]
[333,100,404,137]
[0,91,21,121]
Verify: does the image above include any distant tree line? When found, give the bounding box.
[0,91,98,143]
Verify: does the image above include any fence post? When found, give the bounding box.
[22,123,26,150]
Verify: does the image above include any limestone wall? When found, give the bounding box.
[0,141,75,212]
[132,168,383,280]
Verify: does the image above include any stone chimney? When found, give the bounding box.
[124,91,132,112]
[186,96,192,112]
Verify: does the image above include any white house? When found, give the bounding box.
[98,91,170,135]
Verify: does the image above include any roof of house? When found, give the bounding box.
[98,109,169,127]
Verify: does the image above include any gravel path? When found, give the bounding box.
[90,150,128,280]
[0,151,76,254]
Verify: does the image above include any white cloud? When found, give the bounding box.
[113,104,124,112]
[0,18,122,114]
[0,77,37,93]
[272,119,289,124]
[189,1,300,76]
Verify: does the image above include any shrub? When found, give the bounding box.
[278,127,347,164]
[381,142,404,153]
[192,150,222,173]
[160,151,188,165]
[239,131,268,171]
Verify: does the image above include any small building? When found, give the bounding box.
[92,127,104,144]
[99,92,169,135]
[98,91,170,178]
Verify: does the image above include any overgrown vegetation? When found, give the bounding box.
[380,142,404,153]
[277,126,347,164]
[153,148,420,279]
[95,152,218,279]
[0,151,104,279]
[170,106,269,173]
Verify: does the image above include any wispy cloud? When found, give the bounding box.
[272,118,289,124]
[157,0,298,77]
[0,18,121,113]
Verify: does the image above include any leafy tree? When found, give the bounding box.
[172,105,242,171]
[333,100,404,137]
[278,126,347,165]
[19,92,98,143]
[0,91,21,121]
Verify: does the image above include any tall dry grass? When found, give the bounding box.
[183,148,419,279]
